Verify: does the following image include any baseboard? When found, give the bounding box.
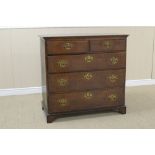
[126,79,155,87]
[1,79,155,96]
[0,87,42,96]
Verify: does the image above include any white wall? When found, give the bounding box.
[0,27,155,89]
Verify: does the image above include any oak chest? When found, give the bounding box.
[40,35,128,123]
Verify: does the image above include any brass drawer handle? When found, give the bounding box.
[57,78,68,87]
[57,98,68,106]
[84,55,94,63]
[108,94,117,101]
[64,42,72,50]
[84,91,93,99]
[110,57,118,65]
[103,40,113,49]
[108,74,118,83]
[83,73,93,80]
[57,60,68,68]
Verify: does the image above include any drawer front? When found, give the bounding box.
[90,39,126,52]
[48,69,125,93]
[48,88,124,113]
[48,52,126,73]
[46,40,89,54]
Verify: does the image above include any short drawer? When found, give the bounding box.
[90,39,126,52]
[48,52,126,73]
[48,88,124,113]
[48,69,125,93]
[46,40,89,55]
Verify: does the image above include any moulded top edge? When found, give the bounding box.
[39,33,129,38]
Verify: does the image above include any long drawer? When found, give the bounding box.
[48,87,124,113]
[48,69,125,93]
[47,52,126,73]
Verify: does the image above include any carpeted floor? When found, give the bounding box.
[0,85,155,129]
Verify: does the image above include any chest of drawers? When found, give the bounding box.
[40,35,128,123]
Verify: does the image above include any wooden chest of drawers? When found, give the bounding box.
[40,35,128,123]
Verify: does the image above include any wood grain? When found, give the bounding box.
[41,35,128,123]
[47,40,89,54]
[90,39,126,51]
[47,52,126,73]
[48,87,124,113]
[48,69,125,93]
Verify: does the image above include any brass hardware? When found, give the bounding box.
[57,78,68,86]
[84,92,93,99]
[57,98,68,106]
[57,60,68,68]
[103,40,112,49]
[108,74,118,83]
[64,42,72,50]
[108,94,117,101]
[110,57,118,65]
[84,55,94,63]
[83,73,93,80]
